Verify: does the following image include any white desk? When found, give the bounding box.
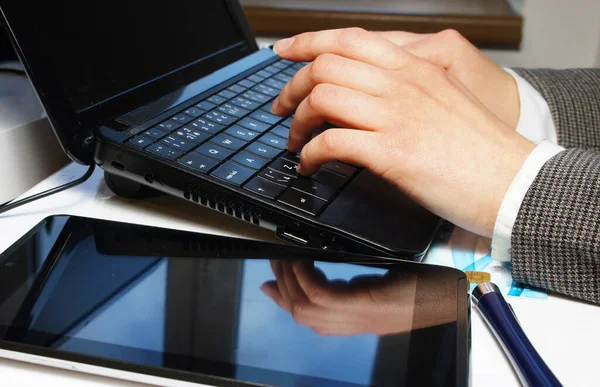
[0,163,598,387]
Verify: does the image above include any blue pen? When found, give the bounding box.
[471,283,562,387]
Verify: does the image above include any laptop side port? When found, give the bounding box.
[277,227,309,246]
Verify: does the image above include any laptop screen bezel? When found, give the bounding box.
[0,0,259,165]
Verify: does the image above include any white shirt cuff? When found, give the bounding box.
[504,68,558,145]
[492,141,565,262]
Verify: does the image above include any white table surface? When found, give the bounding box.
[0,163,598,387]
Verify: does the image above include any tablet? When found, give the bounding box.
[0,215,470,387]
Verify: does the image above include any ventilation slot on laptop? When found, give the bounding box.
[184,185,261,225]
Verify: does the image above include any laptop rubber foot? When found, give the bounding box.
[104,171,162,199]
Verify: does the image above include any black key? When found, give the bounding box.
[278,188,327,216]
[198,100,218,111]
[323,161,357,177]
[272,61,289,70]
[293,178,336,201]
[184,107,205,118]
[238,117,270,133]
[160,136,197,152]
[171,114,194,124]
[238,79,256,89]
[283,68,298,77]
[274,73,293,83]
[143,127,168,140]
[281,117,294,128]
[269,158,299,177]
[244,176,286,199]
[312,168,347,190]
[145,143,183,161]
[279,59,294,66]
[190,118,224,134]
[259,133,287,150]
[174,127,211,143]
[229,84,246,94]
[264,65,280,74]
[195,142,233,161]
[178,153,218,174]
[230,96,260,110]
[242,90,270,103]
[232,151,270,170]
[158,120,181,132]
[203,111,236,126]
[225,126,259,141]
[246,142,282,159]
[281,150,301,163]
[211,133,247,151]
[271,125,290,139]
[207,95,227,105]
[248,74,265,83]
[265,78,286,90]
[218,103,250,118]
[292,63,307,71]
[261,168,296,185]
[251,111,281,125]
[256,70,272,78]
[128,135,153,148]
[218,90,237,99]
[261,100,275,113]
[211,161,256,186]
[253,84,280,97]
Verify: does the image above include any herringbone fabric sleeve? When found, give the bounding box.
[509,69,600,303]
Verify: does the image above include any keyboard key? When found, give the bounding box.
[272,61,290,70]
[160,136,197,152]
[257,70,272,78]
[293,178,336,201]
[199,100,219,110]
[253,84,280,97]
[278,188,327,216]
[248,74,265,83]
[145,143,183,161]
[261,168,296,185]
[242,90,270,103]
[190,118,224,134]
[279,59,294,66]
[211,161,256,186]
[225,126,259,141]
[283,68,298,77]
[244,176,286,199]
[264,65,281,74]
[246,142,282,159]
[178,153,218,173]
[228,84,246,94]
[218,89,237,99]
[208,95,228,105]
[143,127,168,140]
[251,111,281,125]
[291,63,307,71]
[274,73,293,83]
[281,151,301,162]
[271,125,290,139]
[281,117,294,128]
[238,79,256,89]
[265,78,286,90]
[171,114,194,124]
[238,117,270,133]
[312,168,347,190]
[211,133,247,151]
[232,151,270,170]
[269,158,299,177]
[218,103,250,118]
[260,101,275,113]
[128,135,153,148]
[195,142,234,161]
[203,111,237,126]
[322,161,357,177]
[174,127,210,143]
[230,96,260,110]
[158,120,181,132]
[259,133,287,150]
[184,107,205,118]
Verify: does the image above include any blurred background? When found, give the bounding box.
[0,0,599,203]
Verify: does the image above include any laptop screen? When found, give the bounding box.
[1,1,249,113]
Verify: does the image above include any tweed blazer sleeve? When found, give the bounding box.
[508,68,600,304]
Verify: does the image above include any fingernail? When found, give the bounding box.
[273,37,295,55]
[271,98,280,114]
[297,164,304,175]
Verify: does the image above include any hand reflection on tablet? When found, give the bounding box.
[260,261,419,336]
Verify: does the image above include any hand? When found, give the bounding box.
[271,28,535,237]
[374,30,521,130]
[261,260,420,336]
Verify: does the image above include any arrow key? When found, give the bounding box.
[244,176,286,199]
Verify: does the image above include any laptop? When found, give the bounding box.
[0,1,441,260]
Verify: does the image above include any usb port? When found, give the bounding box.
[282,231,308,245]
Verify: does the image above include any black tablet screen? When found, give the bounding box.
[0,216,469,387]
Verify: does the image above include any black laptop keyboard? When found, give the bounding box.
[124,59,358,216]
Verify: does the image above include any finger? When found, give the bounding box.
[287,84,391,152]
[374,31,433,46]
[281,261,309,306]
[273,28,412,70]
[270,260,292,309]
[297,129,391,177]
[292,262,356,310]
[272,54,394,116]
[260,281,289,312]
